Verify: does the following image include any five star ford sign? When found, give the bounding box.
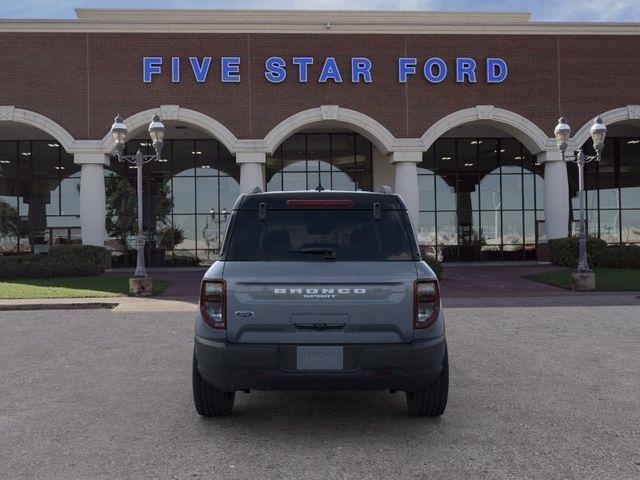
[142,56,508,84]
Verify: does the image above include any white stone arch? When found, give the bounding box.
[100,105,239,154]
[420,105,553,154]
[0,106,76,152]
[571,105,640,148]
[263,105,396,155]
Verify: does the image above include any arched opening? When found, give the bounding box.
[418,124,545,261]
[263,107,396,195]
[105,121,239,267]
[0,122,81,254]
[570,121,640,245]
[266,129,375,193]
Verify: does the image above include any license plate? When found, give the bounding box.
[296,346,343,371]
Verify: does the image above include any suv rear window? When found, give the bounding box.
[225,209,416,261]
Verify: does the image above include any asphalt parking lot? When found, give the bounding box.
[1,303,639,480]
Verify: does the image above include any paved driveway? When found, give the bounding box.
[1,304,639,479]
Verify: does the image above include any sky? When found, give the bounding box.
[0,0,639,22]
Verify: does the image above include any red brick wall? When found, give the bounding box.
[1,32,639,142]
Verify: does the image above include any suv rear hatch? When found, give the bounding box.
[219,193,419,344]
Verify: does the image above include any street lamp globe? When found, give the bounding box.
[148,114,165,157]
[554,117,571,154]
[110,115,128,157]
[590,116,607,153]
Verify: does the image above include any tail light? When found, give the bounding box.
[286,199,354,207]
[414,280,440,329]
[200,280,226,329]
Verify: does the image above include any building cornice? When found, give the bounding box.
[75,9,533,24]
[0,9,639,35]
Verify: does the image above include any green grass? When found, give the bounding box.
[527,268,640,291]
[0,276,171,299]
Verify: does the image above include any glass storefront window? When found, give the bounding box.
[307,134,332,172]
[172,177,196,214]
[479,175,501,211]
[599,210,620,243]
[419,137,543,261]
[501,175,523,210]
[524,210,537,245]
[620,175,640,208]
[502,211,523,246]
[621,210,640,243]
[500,138,523,174]
[60,174,81,216]
[478,139,498,172]
[418,174,435,211]
[0,140,80,254]
[435,175,456,211]
[417,211,436,250]
[266,133,372,192]
[568,136,640,245]
[105,138,239,266]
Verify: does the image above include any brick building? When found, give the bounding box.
[0,9,639,264]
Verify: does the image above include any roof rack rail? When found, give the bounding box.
[250,185,262,194]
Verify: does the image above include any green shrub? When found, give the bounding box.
[156,226,185,251]
[0,245,108,280]
[550,237,640,269]
[550,237,607,267]
[592,245,640,269]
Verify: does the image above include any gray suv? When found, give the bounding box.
[193,190,448,416]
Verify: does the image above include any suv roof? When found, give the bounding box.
[236,190,406,210]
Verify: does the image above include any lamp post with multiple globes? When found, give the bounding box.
[553,116,607,290]
[110,114,166,294]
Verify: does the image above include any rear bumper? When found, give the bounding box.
[194,335,446,392]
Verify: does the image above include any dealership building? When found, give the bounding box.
[0,9,639,264]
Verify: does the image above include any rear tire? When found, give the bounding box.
[192,354,236,417]
[405,348,449,417]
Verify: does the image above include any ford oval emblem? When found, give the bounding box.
[235,310,254,319]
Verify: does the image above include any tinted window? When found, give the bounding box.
[226,209,415,261]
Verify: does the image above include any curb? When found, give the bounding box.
[0,302,120,311]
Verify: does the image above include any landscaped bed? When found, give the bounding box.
[0,276,171,299]
[527,268,640,291]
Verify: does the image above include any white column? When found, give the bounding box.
[237,152,266,193]
[391,151,421,232]
[75,153,109,246]
[539,151,569,240]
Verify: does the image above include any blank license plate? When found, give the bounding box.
[296,346,343,371]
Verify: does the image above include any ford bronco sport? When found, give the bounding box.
[193,190,448,416]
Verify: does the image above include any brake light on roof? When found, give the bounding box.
[200,280,226,329]
[414,280,440,329]
[286,199,354,207]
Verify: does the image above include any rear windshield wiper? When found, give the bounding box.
[291,247,337,260]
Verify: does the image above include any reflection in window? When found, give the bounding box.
[418,138,542,261]
[0,140,81,254]
[267,133,372,192]
[569,137,640,245]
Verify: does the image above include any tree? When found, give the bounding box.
[105,175,173,251]
[0,201,20,248]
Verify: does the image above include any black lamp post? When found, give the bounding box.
[110,113,165,279]
[554,116,607,287]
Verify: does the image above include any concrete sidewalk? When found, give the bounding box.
[0,296,197,313]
